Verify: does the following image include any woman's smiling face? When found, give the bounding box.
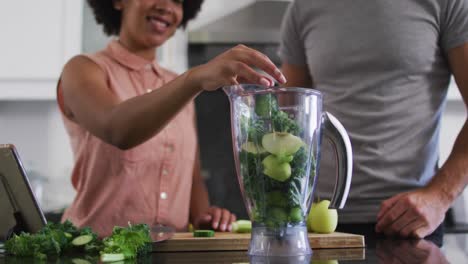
[115,0,184,49]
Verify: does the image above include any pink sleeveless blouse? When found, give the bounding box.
[57,40,198,237]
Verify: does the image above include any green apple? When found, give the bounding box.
[241,141,266,154]
[307,200,338,234]
[262,132,304,156]
[262,155,292,182]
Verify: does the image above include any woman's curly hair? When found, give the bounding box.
[87,0,204,36]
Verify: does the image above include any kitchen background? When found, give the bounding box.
[0,0,467,226]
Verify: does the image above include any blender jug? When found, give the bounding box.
[223,84,353,256]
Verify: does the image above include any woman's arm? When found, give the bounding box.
[189,152,210,225]
[61,45,286,149]
[189,151,236,231]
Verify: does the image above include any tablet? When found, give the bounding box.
[0,144,46,240]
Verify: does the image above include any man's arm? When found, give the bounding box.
[376,43,468,238]
[435,42,468,202]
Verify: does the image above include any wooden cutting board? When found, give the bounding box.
[153,248,366,263]
[152,232,364,252]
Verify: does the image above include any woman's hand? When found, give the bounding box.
[192,206,237,232]
[187,44,287,91]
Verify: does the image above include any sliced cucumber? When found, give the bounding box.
[64,232,72,239]
[262,132,304,156]
[232,220,252,233]
[241,142,266,154]
[193,230,215,237]
[100,253,125,262]
[71,234,93,246]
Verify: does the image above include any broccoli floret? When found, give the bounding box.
[272,110,302,135]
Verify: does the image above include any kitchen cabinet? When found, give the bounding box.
[0,0,83,100]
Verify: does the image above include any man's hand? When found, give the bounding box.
[375,188,450,238]
[192,206,237,232]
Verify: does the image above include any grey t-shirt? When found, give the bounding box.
[279,0,468,223]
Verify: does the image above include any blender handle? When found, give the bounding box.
[323,112,353,209]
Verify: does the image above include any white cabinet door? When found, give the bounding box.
[0,0,83,100]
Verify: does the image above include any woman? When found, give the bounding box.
[58,0,286,237]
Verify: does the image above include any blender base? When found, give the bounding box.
[248,225,312,256]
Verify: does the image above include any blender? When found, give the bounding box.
[224,84,353,256]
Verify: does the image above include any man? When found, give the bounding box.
[278,0,468,245]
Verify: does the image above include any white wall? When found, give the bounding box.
[0,102,75,211]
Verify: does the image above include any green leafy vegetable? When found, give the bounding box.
[5,221,153,263]
[100,223,151,262]
[4,220,100,260]
[272,110,301,135]
[255,94,277,118]
[248,118,266,144]
[239,94,314,229]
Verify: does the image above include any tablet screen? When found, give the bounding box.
[0,144,46,240]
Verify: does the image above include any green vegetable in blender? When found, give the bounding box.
[241,141,266,154]
[241,116,266,144]
[266,191,288,208]
[272,110,301,135]
[239,94,314,228]
[267,207,289,228]
[255,94,277,118]
[289,207,304,223]
[262,132,304,157]
[262,155,292,182]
